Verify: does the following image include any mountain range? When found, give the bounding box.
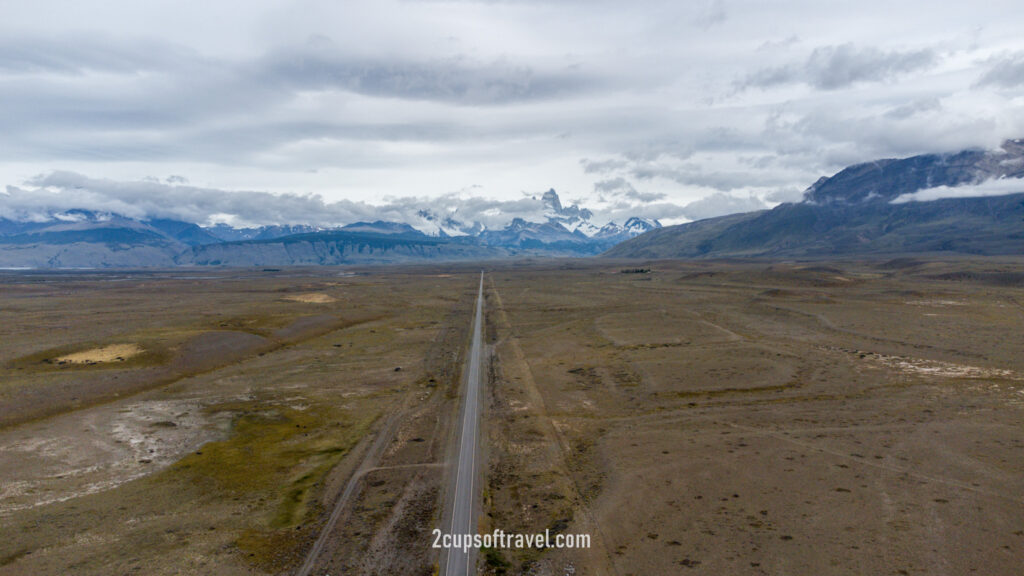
[0,190,660,268]
[606,139,1024,260]
[5,140,1024,268]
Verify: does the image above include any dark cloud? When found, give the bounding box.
[260,38,598,105]
[0,30,610,172]
[742,43,938,90]
[0,33,597,107]
[976,52,1024,88]
[805,44,937,89]
[593,177,632,193]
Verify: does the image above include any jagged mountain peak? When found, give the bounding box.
[541,188,562,212]
[538,189,596,236]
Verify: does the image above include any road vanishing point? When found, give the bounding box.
[444,271,486,576]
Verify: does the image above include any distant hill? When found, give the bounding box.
[606,140,1024,259]
[0,211,204,267]
[804,139,1024,205]
[177,230,505,266]
[0,219,506,268]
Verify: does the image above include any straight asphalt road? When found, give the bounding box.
[444,271,485,576]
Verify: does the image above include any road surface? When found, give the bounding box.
[444,271,485,576]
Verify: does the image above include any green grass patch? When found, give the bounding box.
[483,546,511,574]
[667,382,798,399]
[168,399,379,566]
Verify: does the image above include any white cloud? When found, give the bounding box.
[891,177,1024,203]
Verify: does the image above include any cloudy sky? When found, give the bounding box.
[2,0,1024,227]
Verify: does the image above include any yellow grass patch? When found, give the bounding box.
[282,293,336,304]
[55,343,143,364]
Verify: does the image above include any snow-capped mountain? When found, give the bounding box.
[206,223,325,242]
[594,216,661,241]
[0,209,221,246]
[467,189,660,252]
[479,217,593,252]
[413,210,483,237]
[540,188,601,236]
[294,188,661,253]
[0,189,663,267]
[406,188,659,248]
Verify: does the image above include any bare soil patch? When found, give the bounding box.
[0,397,227,515]
[53,343,143,365]
[283,292,336,303]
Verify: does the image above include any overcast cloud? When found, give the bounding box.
[2,0,1024,227]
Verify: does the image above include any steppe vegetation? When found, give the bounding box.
[2,257,1023,575]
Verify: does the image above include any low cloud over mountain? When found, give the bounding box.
[2,171,675,233]
[0,181,661,267]
[606,140,1024,259]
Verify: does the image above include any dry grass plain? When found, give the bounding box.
[482,257,1024,576]
[0,266,477,575]
[1,257,1023,576]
